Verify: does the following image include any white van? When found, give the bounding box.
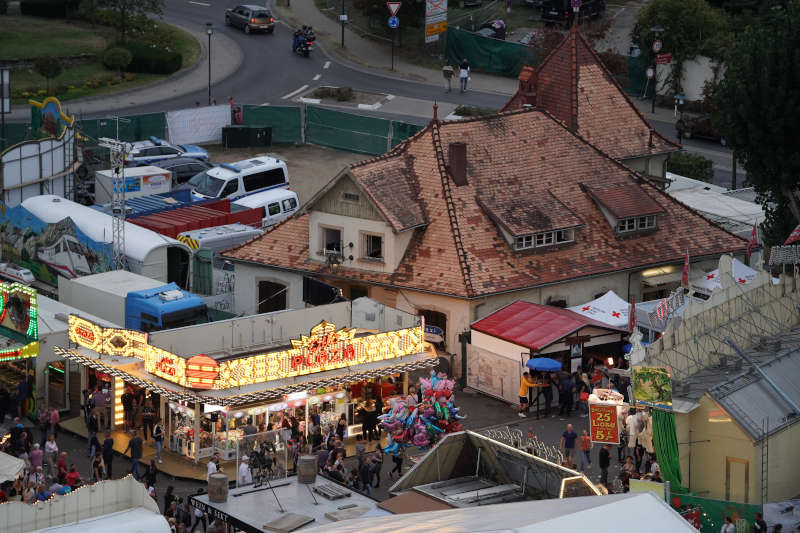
[188,156,288,201]
[232,189,300,228]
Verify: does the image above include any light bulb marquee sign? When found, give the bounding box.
[0,283,39,363]
[68,316,424,391]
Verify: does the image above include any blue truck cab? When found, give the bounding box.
[125,283,209,332]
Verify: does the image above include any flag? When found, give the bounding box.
[681,248,690,287]
[628,297,637,334]
[746,222,759,259]
[785,223,800,245]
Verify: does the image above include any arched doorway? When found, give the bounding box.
[419,309,447,350]
[258,280,287,313]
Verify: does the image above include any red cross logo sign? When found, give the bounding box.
[582,306,590,311]
[611,311,621,318]
[706,273,715,280]
[738,278,747,284]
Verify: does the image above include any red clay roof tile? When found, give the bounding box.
[586,183,665,219]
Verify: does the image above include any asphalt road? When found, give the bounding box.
[120,0,508,116]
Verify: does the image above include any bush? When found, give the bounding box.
[454,105,495,117]
[114,41,182,75]
[20,0,79,18]
[667,152,714,183]
[102,47,133,72]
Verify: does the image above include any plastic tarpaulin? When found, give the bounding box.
[305,106,389,155]
[445,27,534,78]
[78,113,166,142]
[669,493,760,533]
[391,121,423,147]
[0,451,24,483]
[167,105,231,145]
[567,290,630,328]
[651,410,685,491]
[692,257,778,295]
[241,105,302,144]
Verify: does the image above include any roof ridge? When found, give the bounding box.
[430,120,475,297]
[570,23,579,132]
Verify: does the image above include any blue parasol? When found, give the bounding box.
[525,357,562,372]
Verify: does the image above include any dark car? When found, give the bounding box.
[541,0,605,26]
[225,4,275,34]
[675,112,726,145]
[137,157,213,187]
[476,19,507,40]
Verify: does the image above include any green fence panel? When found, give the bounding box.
[305,106,389,155]
[76,113,166,142]
[670,494,760,533]
[2,123,35,149]
[626,56,647,96]
[391,121,423,147]
[242,105,302,144]
[445,27,535,78]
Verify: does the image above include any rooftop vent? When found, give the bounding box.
[448,142,468,187]
[159,290,185,302]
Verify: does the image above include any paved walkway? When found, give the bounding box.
[5,23,244,122]
[270,0,519,96]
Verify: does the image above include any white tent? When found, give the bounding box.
[692,257,777,295]
[567,290,630,328]
[304,492,697,533]
[0,451,24,483]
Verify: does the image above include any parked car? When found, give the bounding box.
[124,137,209,166]
[225,4,275,34]
[189,156,289,201]
[675,112,726,145]
[232,189,300,228]
[541,0,605,26]
[476,20,507,40]
[137,157,213,187]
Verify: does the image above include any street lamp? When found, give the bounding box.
[206,23,214,106]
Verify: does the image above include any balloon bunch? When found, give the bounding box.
[381,371,465,454]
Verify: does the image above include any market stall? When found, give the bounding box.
[0,283,40,419]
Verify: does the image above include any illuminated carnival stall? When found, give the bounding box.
[55,298,437,464]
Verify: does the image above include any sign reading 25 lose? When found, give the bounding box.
[589,403,620,444]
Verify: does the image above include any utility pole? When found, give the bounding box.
[99,117,131,271]
[731,149,737,190]
[650,26,664,114]
[340,0,346,48]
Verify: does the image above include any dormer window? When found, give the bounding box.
[617,215,656,233]
[515,229,574,250]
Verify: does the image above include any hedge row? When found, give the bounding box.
[114,42,182,75]
[20,0,80,18]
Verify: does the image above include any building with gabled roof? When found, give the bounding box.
[502,26,680,182]
[221,104,745,368]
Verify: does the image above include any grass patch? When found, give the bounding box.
[151,19,201,68]
[0,15,115,59]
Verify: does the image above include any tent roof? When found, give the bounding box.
[0,451,24,483]
[303,492,697,533]
[567,290,630,328]
[471,300,626,351]
[692,257,776,294]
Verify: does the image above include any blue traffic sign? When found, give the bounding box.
[388,16,399,28]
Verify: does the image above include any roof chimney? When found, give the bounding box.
[448,142,468,187]
[648,128,654,148]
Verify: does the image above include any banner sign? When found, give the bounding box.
[425,0,447,43]
[632,366,673,410]
[166,105,231,145]
[589,403,620,444]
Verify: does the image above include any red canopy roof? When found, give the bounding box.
[471,300,626,351]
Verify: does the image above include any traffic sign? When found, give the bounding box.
[388,15,399,28]
[645,66,654,79]
[656,52,672,64]
[652,39,662,53]
[387,1,402,16]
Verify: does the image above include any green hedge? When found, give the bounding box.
[114,42,182,75]
[20,0,79,18]
[667,152,714,183]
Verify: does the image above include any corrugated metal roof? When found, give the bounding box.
[93,189,198,217]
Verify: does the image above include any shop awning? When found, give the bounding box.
[567,291,630,328]
[471,301,627,352]
[54,345,437,407]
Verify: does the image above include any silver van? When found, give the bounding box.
[232,188,300,228]
[189,156,288,200]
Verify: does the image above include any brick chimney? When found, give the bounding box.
[448,142,468,186]
[518,66,537,107]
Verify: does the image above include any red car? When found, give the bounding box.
[675,112,726,146]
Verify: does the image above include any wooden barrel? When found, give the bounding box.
[207,472,229,503]
[296,455,317,484]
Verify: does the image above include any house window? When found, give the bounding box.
[515,235,533,250]
[617,218,636,233]
[363,234,383,260]
[556,229,574,244]
[343,192,360,202]
[535,232,554,247]
[638,215,657,229]
[618,215,656,233]
[322,227,342,254]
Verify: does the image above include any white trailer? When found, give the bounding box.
[94,165,172,204]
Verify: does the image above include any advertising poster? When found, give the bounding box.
[632,366,673,410]
[589,403,620,444]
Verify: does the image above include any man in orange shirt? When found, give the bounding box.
[579,429,593,472]
[518,372,536,417]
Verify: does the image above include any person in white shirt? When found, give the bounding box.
[459,59,470,92]
[720,516,735,533]
[207,453,220,480]
[44,434,59,479]
[239,455,252,486]
[650,456,660,475]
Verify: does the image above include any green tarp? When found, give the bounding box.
[445,27,534,78]
[78,112,166,142]
[391,121,423,147]
[626,56,648,96]
[671,493,760,533]
[241,105,302,144]
[652,409,686,491]
[305,105,390,155]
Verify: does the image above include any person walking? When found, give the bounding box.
[442,64,454,93]
[518,372,536,417]
[102,431,115,479]
[123,429,143,479]
[91,451,104,482]
[599,443,611,487]
[559,424,578,465]
[142,399,156,441]
[144,459,158,488]
[86,408,99,458]
[153,420,165,464]
[239,456,252,486]
[459,59,470,93]
[44,434,58,480]
[369,454,383,489]
[579,429,593,472]
[389,450,404,479]
[753,513,768,533]
[358,457,372,496]
[92,387,107,431]
[207,453,220,480]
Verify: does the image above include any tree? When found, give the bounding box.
[100,0,164,42]
[102,47,133,77]
[34,56,63,94]
[713,1,800,245]
[634,0,729,94]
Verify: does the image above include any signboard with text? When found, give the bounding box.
[589,403,620,444]
[656,52,672,64]
[425,0,447,43]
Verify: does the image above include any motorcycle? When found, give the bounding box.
[292,26,316,57]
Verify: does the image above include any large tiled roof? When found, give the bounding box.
[501,28,680,160]
[587,183,665,219]
[223,108,746,299]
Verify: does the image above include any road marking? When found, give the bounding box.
[323,61,331,69]
[188,1,211,6]
[612,7,625,19]
[313,74,321,81]
[281,85,308,100]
